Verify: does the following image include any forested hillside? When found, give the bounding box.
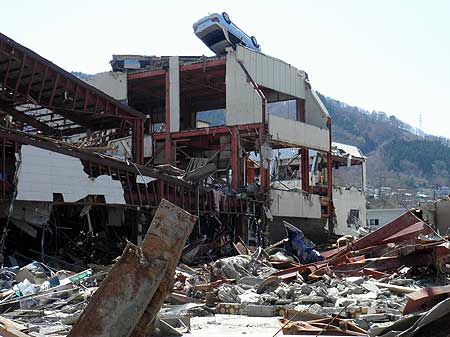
[319,93,450,188]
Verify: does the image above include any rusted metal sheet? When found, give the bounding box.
[68,199,197,337]
[67,243,167,337]
[403,284,450,314]
[279,315,368,336]
[352,211,423,250]
[131,200,198,337]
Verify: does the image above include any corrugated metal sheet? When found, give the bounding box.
[226,51,262,125]
[268,115,330,151]
[235,46,306,99]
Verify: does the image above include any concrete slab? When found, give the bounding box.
[186,315,280,337]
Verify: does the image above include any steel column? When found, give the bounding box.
[132,118,144,165]
[301,147,309,193]
[164,70,171,164]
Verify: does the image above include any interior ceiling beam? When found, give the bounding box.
[0,104,59,135]
[0,32,145,135]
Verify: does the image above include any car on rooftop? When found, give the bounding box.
[193,12,261,55]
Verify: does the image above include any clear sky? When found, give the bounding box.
[2,0,450,137]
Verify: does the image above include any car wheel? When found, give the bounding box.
[222,12,231,24]
[251,36,259,48]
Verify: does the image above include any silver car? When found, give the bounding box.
[193,12,261,55]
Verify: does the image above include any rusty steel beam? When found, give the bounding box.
[131,200,198,336]
[352,211,424,251]
[403,285,450,314]
[67,243,167,337]
[68,200,197,337]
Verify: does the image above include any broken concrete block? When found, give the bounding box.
[256,276,281,294]
[361,282,380,293]
[359,313,390,322]
[238,277,263,288]
[327,287,340,297]
[246,304,276,317]
[300,284,313,295]
[238,289,263,304]
[296,295,325,304]
[307,303,323,315]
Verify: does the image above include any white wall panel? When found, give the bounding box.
[235,46,306,99]
[333,188,367,236]
[169,56,180,132]
[305,88,329,129]
[226,51,262,125]
[16,146,126,204]
[83,72,127,101]
[270,189,322,218]
[268,115,330,151]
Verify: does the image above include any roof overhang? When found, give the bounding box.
[0,33,144,137]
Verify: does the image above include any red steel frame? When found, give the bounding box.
[129,55,334,222]
[0,33,145,164]
[0,127,261,216]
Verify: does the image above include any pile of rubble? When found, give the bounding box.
[0,207,448,337]
[0,262,104,336]
[170,210,450,336]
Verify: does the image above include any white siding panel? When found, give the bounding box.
[169,56,180,132]
[268,115,330,151]
[16,146,126,204]
[333,188,367,236]
[305,88,329,129]
[83,72,127,101]
[226,52,262,125]
[236,46,306,99]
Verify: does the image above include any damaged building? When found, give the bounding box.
[0,30,370,265]
[0,16,449,337]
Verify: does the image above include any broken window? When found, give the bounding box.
[196,109,226,128]
[347,209,360,227]
[369,218,379,227]
[277,164,300,181]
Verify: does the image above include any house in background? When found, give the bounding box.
[366,208,406,230]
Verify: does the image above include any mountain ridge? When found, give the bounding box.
[319,93,450,189]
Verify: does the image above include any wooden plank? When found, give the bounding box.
[0,316,31,337]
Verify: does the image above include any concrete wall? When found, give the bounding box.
[235,46,306,99]
[169,56,180,132]
[83,72,127,102]
[419,201,436,227]
[419,200,450,235]
[270,189,322,219]
[435,199,450,235]
[333,188,367,236]
[305,88,329,129]
[268,115,330,151]
[366,208,405,230]
[226,50,262,125]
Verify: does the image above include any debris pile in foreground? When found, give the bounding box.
[0,210,448,337]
